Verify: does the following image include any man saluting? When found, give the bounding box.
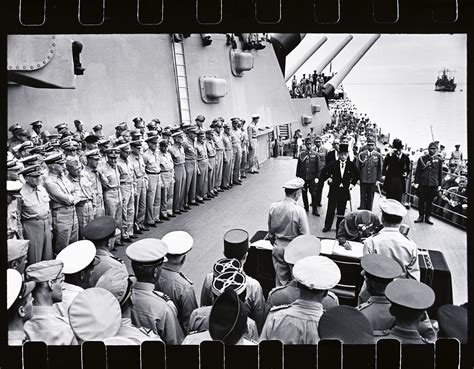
[320,143,359,232]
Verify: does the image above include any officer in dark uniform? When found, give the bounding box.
[356,137,382,211]
[296,137,320,216]
[336,210,381,248]
[413,142,443,225]
[356,254,403,333]
[320,143,359,232]
[377,279,435,344]
[382,138,410,202]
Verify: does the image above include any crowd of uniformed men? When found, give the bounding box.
[6,112,466,346]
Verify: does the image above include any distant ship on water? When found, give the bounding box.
[435,68,456,91]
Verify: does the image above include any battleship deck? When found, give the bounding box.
[113,156,467,305]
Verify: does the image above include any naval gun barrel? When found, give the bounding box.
[313,35,353,74]
[284,36,328,82]
[323,34,381,97]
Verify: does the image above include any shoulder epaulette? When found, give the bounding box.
[153,290,171,301]
[374,329,390,337]
[356,301,373,311]
[270,304,291,312]
[110,255,124,263]
[179,272,194,285]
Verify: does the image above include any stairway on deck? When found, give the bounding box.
[114,156,467,305]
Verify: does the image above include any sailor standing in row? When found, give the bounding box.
[169,130,187,214]
[129,139,148,232]
[143,131,162,227]
[195,130,211,202]
[158,231,198,334]
[158,139,175,220]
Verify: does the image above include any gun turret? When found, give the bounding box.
[270,34,306,76]
[323,34,380,98]
[313,35,353,75]
[284,36,328,82]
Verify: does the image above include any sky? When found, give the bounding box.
[286,34,467,85]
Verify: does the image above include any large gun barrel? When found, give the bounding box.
[314,35,353,74]
[284,36,328,82]
[271,34,307,76]
[323,34,380,97]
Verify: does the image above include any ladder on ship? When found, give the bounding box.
[171,39,192,124]
[278,124,289,138]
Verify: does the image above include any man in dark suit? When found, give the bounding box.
[296,137,320,216]
[320,144,359,232]
[382,138,411,202]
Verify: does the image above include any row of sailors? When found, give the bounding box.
[6,114,261,263]
[7,217,466,345]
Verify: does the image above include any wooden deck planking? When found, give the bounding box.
[113,156,467,305]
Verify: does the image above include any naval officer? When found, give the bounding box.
[268,178,310,286]
[24,260,77,345]
[157,231,198,334]
[260,255,341,344]
[7,269,36,345]
[127,238,184,344]
[413,141,443,225]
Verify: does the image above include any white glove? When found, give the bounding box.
[314,178,319,184]
[413,183,419,189]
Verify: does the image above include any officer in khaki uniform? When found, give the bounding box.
[205,129,218,198]
[376,279,435,344]
[222,123,233,189]
[200,229,266,333]
[356,138,382,211]
[43,153,79,255]
[129,139,148,232]
[260,256,341,344]
[169,130,187,214]
[195,130,211,201]
[83,149,105,218]
[7,180,24,239]
[24,260,77,345]
[247,114,260,174]
[84,216,128,287]
[143,131,162,226]
[231,119,243,185]
[264,235,339,321]
[157,231,198,334]
[117,143,136,241]
[96,267,163,344]
[7,269,36,345]
[188,270,259,341]
[212,121,225,192]
[127,238,184,344]
[183,126,199,206]
[8,240,29,274]
[158,139,175,220]
[19,165,53,264]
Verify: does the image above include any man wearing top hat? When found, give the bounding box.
[268,178,310,287]
[43,153,79,254]
[183,289,256,345]
[83,149,105,218]
[24,260,77,345]
[413,141,443,225]
[260,255,341,344]
[296,136,321,216]
[382,138,411,202]
[7,269,36,345]
[19,165,52,264]
[200,229,266,333]
[320,143,359,232]
[8,240,29,274]
[356,137,382,211]
[126,238,184,344]
[157,231,198,334]
[53,240,97,318]
[84,216,128,287]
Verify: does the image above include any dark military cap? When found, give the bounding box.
[145,131,159,142]
[385,279,435,310]
[30,121,43,128]
[84,134,99,144]
[146,121,156,129]
[171,129,184,138]
[130,140,143,147]
[30,145,46,155]
[9,124,22,132]
[392,138,403,149]
[314,136,322,142]
[130,130,142,140]
[196,130,205,136]
[223,229,249,260]
[195,115,205,122]
[231,117,240,122]
[205,129,214,135]
[437,304,467,343]
[214,121,223,128]
[209,288,248,345]
[74,119,83,126]
[115,122,127,130]
[44,152,66,165]
[59,136,74,146]
[92,124,103,132]
[318,306,374,344]
[19,164,42,177]
[360,254,402,280]
[61,141,79,151]
[97,138,110,146]
[55,123,68,131]
[223,123,231,129]
[339,143,349,153]
[47,133,62,140]
[83,216,118,242]
[151,118,161,125]
[304,137,312,143]
[162,130,172,137]
[159,139,169,147]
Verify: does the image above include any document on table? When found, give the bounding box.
[252,240,273,250]
[332,241,364,259]
[320,239,336,255]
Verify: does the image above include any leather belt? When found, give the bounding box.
[23,214,50,221]
[146,170,160,175]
